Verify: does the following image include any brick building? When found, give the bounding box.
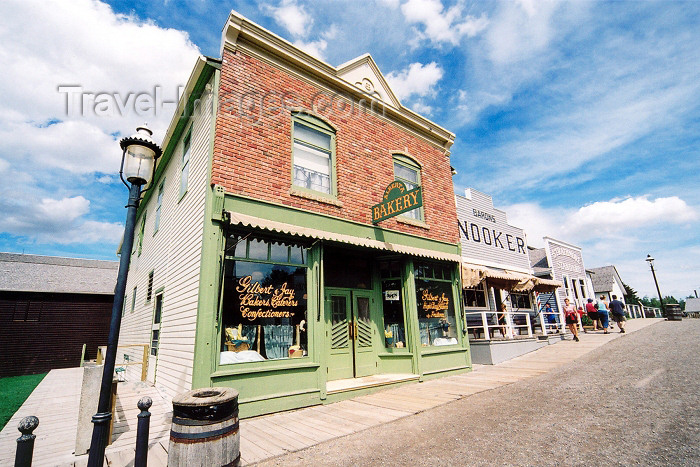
[119,11,470,417]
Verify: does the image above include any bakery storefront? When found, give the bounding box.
[209,195,468,416]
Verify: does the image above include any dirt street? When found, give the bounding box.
[257,320,700,466]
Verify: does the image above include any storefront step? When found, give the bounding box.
[326,373,419,396]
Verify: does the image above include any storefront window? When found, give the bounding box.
[463,284,487,308]
[379,260,405,348]
[220,234,308,365]
[414,261,458,346]
[510,292,532,310]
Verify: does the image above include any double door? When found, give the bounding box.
[326,289,376,381]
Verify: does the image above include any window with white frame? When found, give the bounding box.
[154,180,164,233]
[393,154,422,220]
[463,283,488,308]
[510,292,532,310]
[179,129,191,198]
[292,114,335,195]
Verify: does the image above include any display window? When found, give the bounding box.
[220,234,309,365]
[414,261,458,346]
[510,292,532,310]
[379,260,406,348]
[463,283,488,308]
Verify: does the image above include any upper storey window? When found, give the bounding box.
[393,154,423,221]
[292,114,336,196]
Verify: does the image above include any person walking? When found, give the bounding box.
[585,298,599,331]
[563,298,580,342]
[609,295,627,333]
[597,295,610,334]
[497,303,508,338]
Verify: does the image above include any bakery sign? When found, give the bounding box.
[420,289,449,319]
[372,181,423,223]
[236,275,299,321]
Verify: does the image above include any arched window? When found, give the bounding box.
[393,154,423,220]
[291,113,336,196]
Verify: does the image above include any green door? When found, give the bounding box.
[326,289,376,381]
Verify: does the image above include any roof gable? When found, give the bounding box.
[0,253,118,295]
[335,54,401,109]
[588,265,624,293]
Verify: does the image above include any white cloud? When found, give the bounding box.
[293,39,328,60]
[505,196,698,248]
[501,196,700,298]
[0,195,122,244]
[386,62,444,101]
[401,0,489,46]
[377,0,400,8]
[567,196,698,237]
[484,0,563,65]
[0,0,200,247]
[0,0,201,175]
[265,0,312,38]
[409,101,434,116]
[35,196,91,225]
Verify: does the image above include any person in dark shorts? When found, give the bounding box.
[609,295,626,333]
[497,303,508,337]
[563,298,580,342]
[585,298,599,331]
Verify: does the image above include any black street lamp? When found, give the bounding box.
[645,254,665,318]
[87,126,161,466]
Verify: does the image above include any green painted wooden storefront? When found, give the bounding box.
[191,187,471,417]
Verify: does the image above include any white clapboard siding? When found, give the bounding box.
[543,238,588,306]
[455,189,531,272]
[118,74,215,401]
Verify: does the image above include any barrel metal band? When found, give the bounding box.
[170,420,239,442]
[172,399,238,423]
[172,411,238,427]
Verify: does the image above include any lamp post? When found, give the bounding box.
[87,126,161,466]
[645,254,665,318]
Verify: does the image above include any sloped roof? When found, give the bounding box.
[685,298,700,313]
[336,53,401,109]
[527,247,550,276]
[0,253,118,295]
[588,265,623,294]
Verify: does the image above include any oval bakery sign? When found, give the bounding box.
[372,181,423,223]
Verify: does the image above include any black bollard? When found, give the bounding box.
[134,396,152,467]
[15,416,39,467]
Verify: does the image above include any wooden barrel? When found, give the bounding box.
[168,387,240,467]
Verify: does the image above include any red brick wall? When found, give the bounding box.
[212,49,458,245]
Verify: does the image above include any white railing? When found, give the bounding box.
[626,304,644,319]
[537,311,565,335]
[464,311,532,341]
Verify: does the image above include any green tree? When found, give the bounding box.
[622,282,641,305]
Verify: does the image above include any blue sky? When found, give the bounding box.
[0,0,698,299]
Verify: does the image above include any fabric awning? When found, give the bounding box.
[532,277,563,293]
[461,263,544,292]
[461,263,523,290]
[226,211,462,263]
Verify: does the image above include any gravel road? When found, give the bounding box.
[257,320,700,466]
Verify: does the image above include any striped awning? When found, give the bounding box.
[532,277,563,293]
[461,263,522,289]
[461,263,547,292]
[225,211,462,263]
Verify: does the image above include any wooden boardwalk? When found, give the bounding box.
[0,319,662,466]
